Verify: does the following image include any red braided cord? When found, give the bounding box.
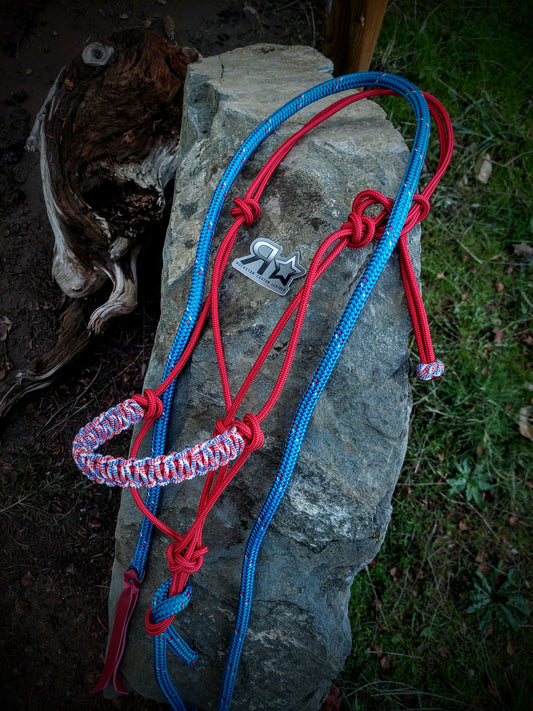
[125,88,453,610]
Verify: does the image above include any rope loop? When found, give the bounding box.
[133,389,164,422]
[214,418,229,436]
[145,580,194,638]
[230,196,261,226]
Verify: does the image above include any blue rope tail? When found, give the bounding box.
[124,71,431,711]
[150,580,197,711]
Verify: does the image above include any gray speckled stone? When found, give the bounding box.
[108,44,420,711]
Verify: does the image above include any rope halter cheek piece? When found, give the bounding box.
[72,72,453,710]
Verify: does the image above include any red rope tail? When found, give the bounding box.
[398,233,436,365]
[91,567,140,695]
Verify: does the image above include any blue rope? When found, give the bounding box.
[125,72,431,710]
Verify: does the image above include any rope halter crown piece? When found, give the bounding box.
[72,71,453,710]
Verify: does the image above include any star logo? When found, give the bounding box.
[232,238,307,296]
[270,253,307,287]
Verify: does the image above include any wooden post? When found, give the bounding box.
[323,0,388,76]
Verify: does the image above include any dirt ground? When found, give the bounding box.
[0,2,326,709]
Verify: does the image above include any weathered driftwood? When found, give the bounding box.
[27,27,198,333]
[0,301,90,420]
[0,29,198,420]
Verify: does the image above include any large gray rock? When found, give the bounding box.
[109,45,419,710]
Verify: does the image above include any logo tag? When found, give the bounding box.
[232,238,307,296]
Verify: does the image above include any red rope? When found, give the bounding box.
[126,88,453,630]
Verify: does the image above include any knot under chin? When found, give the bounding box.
[132,389,164,422]
[166,540,209,576]
[231,196,261,226]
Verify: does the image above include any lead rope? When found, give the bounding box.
[74,72,453,709]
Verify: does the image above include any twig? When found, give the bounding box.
[37,364,102,436]
[0,494,31,515]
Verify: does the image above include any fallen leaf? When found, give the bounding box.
[513,242,533,259]
[488,683,499,697]
[380,654,393,669]
[475,152,493,183]
[318,685,340,711]
[518,407,533,440]
[492,327,505,344]
[0,316,12,341]
[21,572,33,587]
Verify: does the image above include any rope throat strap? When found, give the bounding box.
[73,72,453,709]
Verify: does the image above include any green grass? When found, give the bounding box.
[341,1,533,709]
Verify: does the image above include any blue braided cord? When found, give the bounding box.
[151,580,197,711]
[218,78,431,710]
[130,70,426,574]
[123,71,430,710]
[153,635,190,711]
[151,580,196,651]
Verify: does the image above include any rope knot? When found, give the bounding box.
[133,389,164,422]
[344,210,376,249]
[166,540,209,577]
[237,413,264,450]
[145,579,194,639]
[231,196,261,226]
[342,193,382,249]
[411,193,431,221]
[214,418,228,436]
[417,360,445,381]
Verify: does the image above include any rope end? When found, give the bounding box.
[417,360,445,380]
[91,568,141,695]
